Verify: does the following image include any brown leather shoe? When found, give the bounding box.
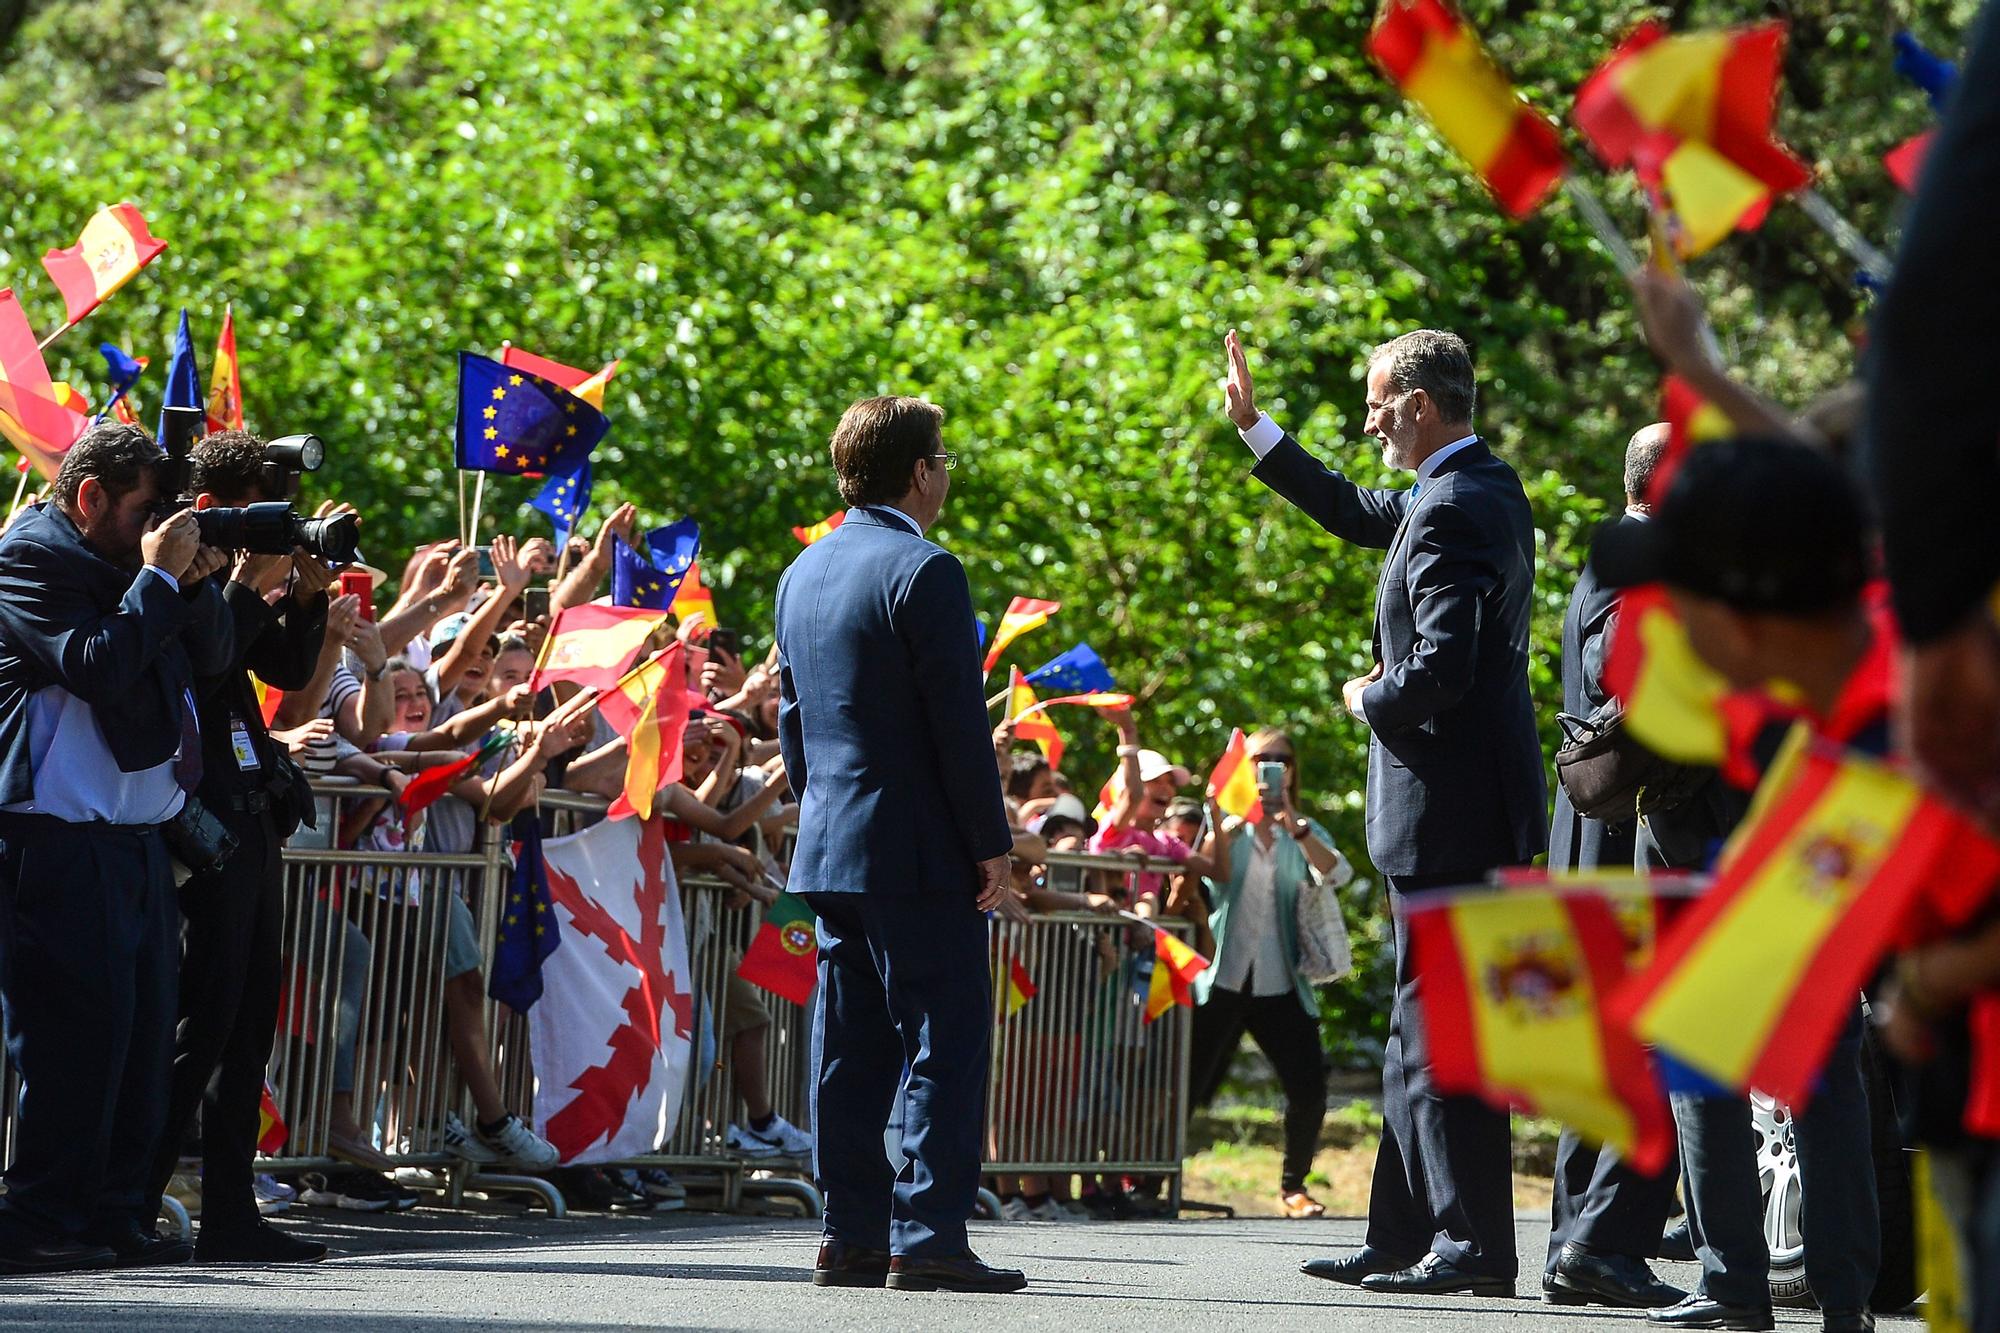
[1280,1190,1327,1219]
[813,1238,891,1288]
[886,1251,1028,1293]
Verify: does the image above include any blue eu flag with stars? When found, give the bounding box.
[158,309,202,445]
[1025,642,1116,695]
[454,351,607,477]
[529,458,592,546]
[488,814,560,1013]
[612,517,699,610]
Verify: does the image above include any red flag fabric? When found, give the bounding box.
[737,892,818,1005]
[530,604,670,693]
[531,816,695,1163]
[40,204,169,328]
[793,511,846,545]
[598,647,691,822]
[206,303,243,433]
[1885,131,1935,195]
[400,752,480,817]
[0,289,89,480]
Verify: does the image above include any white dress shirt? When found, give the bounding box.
[2,686,186,825]
[1237,412,1479,485]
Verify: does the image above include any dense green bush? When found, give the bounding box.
[0,0,1975,1060]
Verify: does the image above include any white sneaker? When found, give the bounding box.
[254,1174,295,1216]
[729,1113,812,1158]
[1000,1196,1034,1222]
[477,1113,561,1170]
[724,1122,782,1159]
[442,1111,500,1164]
[1028,1196,1068,1223]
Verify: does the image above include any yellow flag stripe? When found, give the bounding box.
[1624,602,1728,763]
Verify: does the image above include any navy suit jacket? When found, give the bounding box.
[1254,434,1547,878]
[1548,533,1632,871]
[775,506,1012,897]
[0,503,234,807]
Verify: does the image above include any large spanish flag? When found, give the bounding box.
[1368,0,1568,219]
[1573,22,1812,256]
[1612,729,2000,1108]
[1410,881,1674,1172]
[599,645,689,821]
[0,289,89,480]
[1007,668,1065,771]
[40,203,169,329]
[206,303,244,433]
[1206,727,1263,826]
[983,596,1061,675]
[1143,926,1209,1023]
[530,603,670,693]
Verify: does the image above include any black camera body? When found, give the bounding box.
[157,406,358,564]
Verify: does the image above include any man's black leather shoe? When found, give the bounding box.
[1358,1252,1513,1297]
[95,1229,192,1268]
[1300,1245,1419,1286]
[194,1221,328,1265]
[1659,1220,1697,1262]
[885,1252,1027,1293]
[812,1238,891,1288]
[1646,1293,1775,1330]
[1821,1311,1874,1333]
[1545,1245,1686,1309]
[0,1240,117,1276]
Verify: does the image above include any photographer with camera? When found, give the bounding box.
[142,428,337,1265]
[0,422,235,1274]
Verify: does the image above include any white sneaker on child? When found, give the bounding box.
[728,1113,813,1158]
[442,1111,500,1164]
[477,1113,561,1169]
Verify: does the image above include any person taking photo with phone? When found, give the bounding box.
[1186,727,1353,1220]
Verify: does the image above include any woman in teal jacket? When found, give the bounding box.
[1189,728,1354,1218]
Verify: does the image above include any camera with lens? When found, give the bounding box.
[157,405,360,565]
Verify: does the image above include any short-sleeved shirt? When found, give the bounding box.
[1089,824,1192,905]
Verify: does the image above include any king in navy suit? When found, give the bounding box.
[1224,329,1545,1298]
[775,396,1026,1295]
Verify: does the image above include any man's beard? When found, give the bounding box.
[1381,435,1416,471]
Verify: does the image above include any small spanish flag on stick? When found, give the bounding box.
[1207,727,1264,826]
[793,511,845,545]
[1007,668,1065,770]
[1003,955,1038,1019]
[983,596,1061,675]
[1611,729,2000,1109]
[599,645,690,822]
[1368,0,1568,219]
[257,1081,288,1156]
[1409,878,1675,1172]
[1143,925,1209,1023]
[530,603,670,694]
[40,203,169,333]
[206,303,244,433]
[670,560,715,632]
[1602,585,1731,766]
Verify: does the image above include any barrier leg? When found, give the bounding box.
[159,1194,192,1243]
[743,1173,823,1216]
[462,1169,567,1217]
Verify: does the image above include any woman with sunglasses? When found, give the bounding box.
[1188,726,1354,1219]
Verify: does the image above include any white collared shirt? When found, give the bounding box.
[1415,433,1479,484]
[1210,832,1293,997]
[1,685,186,825]
[1236,413,1479,483]
[871,505,925,536]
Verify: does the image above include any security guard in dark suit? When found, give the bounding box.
[142,430,334,1264]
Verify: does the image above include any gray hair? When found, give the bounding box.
[1368,329,1477,426]
[1624,422,1672,500]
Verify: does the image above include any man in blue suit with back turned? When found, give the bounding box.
[1223,328,1546,1297]
[775,395,1024,1295]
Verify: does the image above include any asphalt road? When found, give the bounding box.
[0,1208,1922,1331]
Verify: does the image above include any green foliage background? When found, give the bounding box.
[0,0,1974,1062]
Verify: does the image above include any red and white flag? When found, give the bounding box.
[530,816,695,1164]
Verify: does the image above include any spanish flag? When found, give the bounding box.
[39,203,169,329]
[1603,584,1731,765]
[1004,955,1038,1019]
[599,645,689,821]
[257,1081,288,1156]
[530,603,670,693]
[1007,668,1065,771]
[1885,131,1933,196]
[793,511,846,545]
[671,560,715,632]
[206,303,244,433]
[0,289,88,480]
[500,345,620,411]
[1144,926,1209,1023]
[1207,727,1263,825]
[1611,729,2000,1109]
[1410,881,1674,1172]
[983,596,1061,675]
[1573,22,1812,257]
[1011,691,1134,718]
[1368,0,1568,219]
[1651,373,1733,503]
[251,675,285,726]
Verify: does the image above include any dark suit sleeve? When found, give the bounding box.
[777,647,808,801]
[1251,434,1409,550]
[899,551,1013,863]
[1866,1,2000,642]
[1361,500,1494,734]
[233,584,330,692]
[1577,577,1620,711]
[182,579,239,680]
[0,544,193,704]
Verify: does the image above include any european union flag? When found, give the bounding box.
[612,517,700,611]
[99,342,145,393]
[454,351,606,477]
[528,458,591,546]
[643,516,700,581]
[489,814,561,1012]
[1026,642,1116,695]
[158,309,202,444]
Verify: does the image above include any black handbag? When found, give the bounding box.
[1554,699,1710,824]
[163,795,240,878]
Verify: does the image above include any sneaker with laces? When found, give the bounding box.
[723,1122,783,1159]
[729,1113,812,1158]
[442,1111,501,1165]
[476,1113,560,1169]
[253,1175,294,1216]
[634,1168,687,1210]
[297,1171,395,1213]
[1000,1196,1033,1222]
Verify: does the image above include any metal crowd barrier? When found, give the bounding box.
[0,781,1202,1228]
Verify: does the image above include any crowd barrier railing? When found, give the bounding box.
[0,782,1203,1228]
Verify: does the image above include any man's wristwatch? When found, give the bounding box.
[365,662,390,682]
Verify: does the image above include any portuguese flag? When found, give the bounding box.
[738,892,818,1004]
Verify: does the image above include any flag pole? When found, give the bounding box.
[34,318,78,354]
[457,470,468,548]
[7,464,30,518]
[1795,188,1893,283]
[468,470,487,547]
[1563,176,1641,278]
